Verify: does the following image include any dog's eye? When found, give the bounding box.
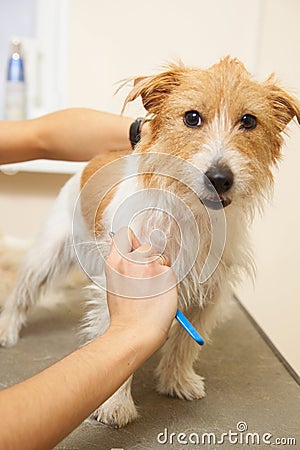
[240,114,257,130]
[184,110,202,128]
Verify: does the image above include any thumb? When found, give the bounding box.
[129,228,141,250]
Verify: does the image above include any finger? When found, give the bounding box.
[109,227,133,258]
[130,228,141,250]
[130,245,170,267]
[128,243,154,262]
[109,227,141,259]
[150,253,171,267]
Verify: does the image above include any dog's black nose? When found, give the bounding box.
[204,166,234,195]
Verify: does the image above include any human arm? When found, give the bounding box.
[0,328,153,450]
[0,228,177,450]
[0,108,133,164]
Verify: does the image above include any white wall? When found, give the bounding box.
[235,0,300,375]
[67,0,264,115]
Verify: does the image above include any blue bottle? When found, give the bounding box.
[4,39,26,120]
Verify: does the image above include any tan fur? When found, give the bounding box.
[81,151,130,235]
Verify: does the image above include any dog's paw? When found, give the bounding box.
[92,395,139,428]
[0,313,20,347]
[156,371,206,400]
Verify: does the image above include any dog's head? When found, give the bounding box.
[124,57,300,212]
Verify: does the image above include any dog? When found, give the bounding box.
[0,56,299,428]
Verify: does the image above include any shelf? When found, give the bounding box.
[0,159,86,175]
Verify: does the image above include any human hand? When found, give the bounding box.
[105,227,178,350]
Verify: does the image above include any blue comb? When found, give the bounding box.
[175,309,205,346]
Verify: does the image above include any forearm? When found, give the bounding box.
[0,120,44,164]
[0,327,157,450]
[38,109,133,161]
[0,109,133,165]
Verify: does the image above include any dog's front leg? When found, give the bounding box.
[155,305,206,400]
[84,288,138,428]
[155,290,230,400]
[93,376,138,428]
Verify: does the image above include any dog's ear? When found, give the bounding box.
[264,75,300,131]
[122,65,184,114]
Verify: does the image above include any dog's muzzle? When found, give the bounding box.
[201,197,232,210]
[201,165,234,210]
